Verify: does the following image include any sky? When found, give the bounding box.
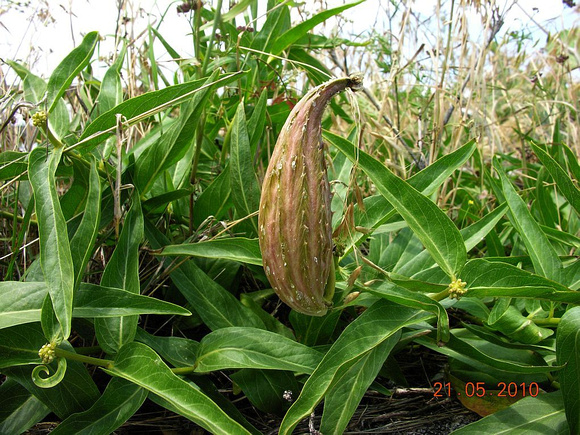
[0,0,577,81]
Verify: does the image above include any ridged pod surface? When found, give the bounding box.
[258,75,363,316]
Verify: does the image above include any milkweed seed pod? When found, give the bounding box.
[258,74,363,316]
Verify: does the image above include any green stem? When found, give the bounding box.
[171,366,197,375]
[188,115,206,235]
[0,210,37,225]
[533,317,561,326]
[201,0,223,76]
[432,288,450,302]
[55,348,114,369]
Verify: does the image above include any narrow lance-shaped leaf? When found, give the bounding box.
[95,195,144,354]
[451,391,568,434]
[531,142,580,216]
[335,136,476,258]
[320,333,400,434]
[367,281,450,343]
[46,31,99,113]
[325,132,466,278]
[134,71,220,195]
[104,342,254,435]
[78,71,243,152]
[91,45,125,121]
[49,377,147,435]
[145,220,266,330]
[556,306,580,434]
[270,0,364,55]
[247,88,268,155]
[159,238,262,266]
[0,378,50,435]
[195,327,323,373]
[192,164,232,227]
[230,100,261,236]
[494,158,562,282]
[0,281,190,330]
[29,147,74,341]
[396,203,508,278]
[279,300,432,434]
[69,158,101,290]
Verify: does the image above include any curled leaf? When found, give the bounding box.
[32,357,68,388]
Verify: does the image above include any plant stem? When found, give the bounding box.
[171,366,197,375]
[533,317,561,326]
[201,0,223,76]
[55,348,114,369]
[432,288,450,302]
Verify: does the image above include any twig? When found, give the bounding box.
[442,8,504,126]
[329,49,425,169]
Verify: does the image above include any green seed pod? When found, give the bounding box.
[258,75,363,316]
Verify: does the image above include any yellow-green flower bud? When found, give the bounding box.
[38,342,57,364]
[32,111,48,127]
[448,278,467,300]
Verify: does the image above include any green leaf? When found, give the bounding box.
[95,196,143,354]
[229,101,260,236]
[487,305,553,344]
[74,284,191,317]
[0,323,45,368]
[0,378,50,435]
[69,158,101,291]
[320,333,399,434]
[104,342,253,434]
[451,391,568,434]
[0,282,189,329]
[0,282,46,330]
[247,89,268,155]
[396,203,508,278]
[251,4,290,53]
[159,237,262,265]
[367,281,450,343]
[461,259,580,303]
[494,159,563,281]
[279,300,432,434]
[339,138,476,258]
[145,220,266,330]
[90,46,124,121]
[0,151,28,180]
[29,147,74,340]
[531,143,580,216]
[135,328,198,367]
[78,72,243,152]
[143,188,193,214]
[4,342,100,420]
[415,331,556,375]
[153,374,262,435]
[239,293,295,339]
[557,306,580,433]
[231,369,300,416]
[325,131,466,278]
[195,327,323,373]
[49,377,147,435]
[134,72,218,194]
[289,310,341,346]
[46,31,99,113]
[193,165,232,227]
[270,1,364,55]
